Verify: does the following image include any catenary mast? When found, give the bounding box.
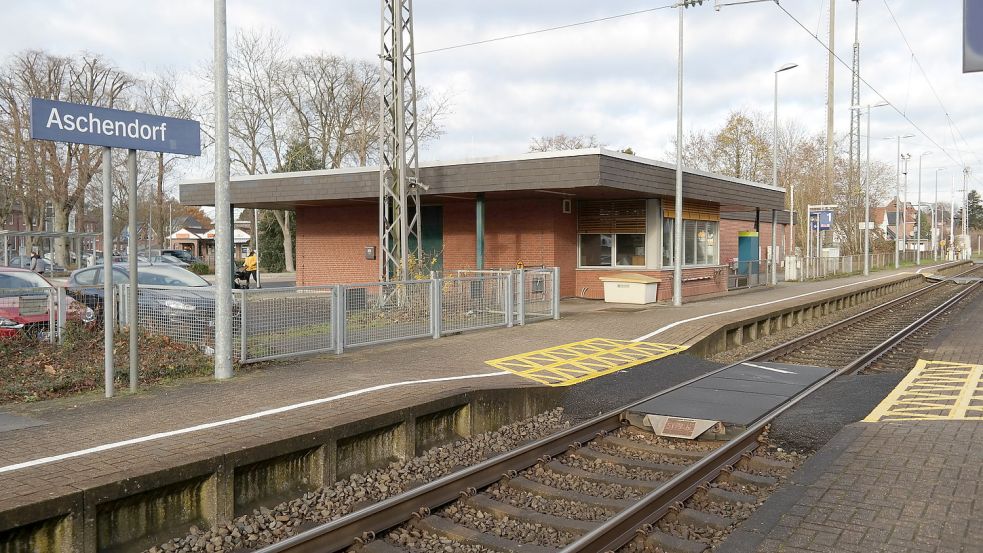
[379,0,423,280]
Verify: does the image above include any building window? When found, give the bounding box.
[662,219,718,266]
[579,233,645,267]
[577,200,647,268]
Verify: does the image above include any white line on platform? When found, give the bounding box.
[743,362,795,374]
[631,267,944,342]
[0,371,510,475]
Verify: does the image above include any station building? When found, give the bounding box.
[180,149,789,300]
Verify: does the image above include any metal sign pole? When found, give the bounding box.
[103,147,115,397]
[127,149,139,392]
[213,0,234,378]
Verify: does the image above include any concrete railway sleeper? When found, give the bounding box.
[254,266,982,553]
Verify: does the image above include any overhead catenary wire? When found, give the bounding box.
[880,0,982,180]
[412,2,979,189]
[773,2,982,189]
[418,4,674,55]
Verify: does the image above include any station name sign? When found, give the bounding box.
[30,98,201,156]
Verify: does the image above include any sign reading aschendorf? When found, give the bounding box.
[30,98,201,156]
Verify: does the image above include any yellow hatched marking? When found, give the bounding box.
[864,360,983,422]
[486,338,688,386]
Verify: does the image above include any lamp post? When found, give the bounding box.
[773,62,798,285]
[934,168,946,260]
[900,153,911,262]
[916,151,931,265]
[851,101,888,276]
[884,135,915,268]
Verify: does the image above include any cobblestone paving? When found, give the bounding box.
[756,420,983,553]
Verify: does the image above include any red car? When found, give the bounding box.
[0,268,95,338]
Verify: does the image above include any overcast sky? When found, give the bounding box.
[3,0,980,197]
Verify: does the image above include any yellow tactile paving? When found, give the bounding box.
[864,359,983,422]
[486,338,688,387]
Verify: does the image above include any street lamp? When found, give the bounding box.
[934,168,946,260]
[850,101,888,276]
[883,134,915,268]
[900,152,912,262]
[916,151,931,265]
[773,62,798,285]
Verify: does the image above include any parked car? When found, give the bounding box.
[161,250,199,264]
[67,264,219,351]
[6,256,66,274]
[0,268,95,338]
[147,255,190,268]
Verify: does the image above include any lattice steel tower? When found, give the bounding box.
[849,1,862,200]
[379,0,423,280]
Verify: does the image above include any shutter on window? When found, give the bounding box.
[664,201,719,221]
[577,200,646,233]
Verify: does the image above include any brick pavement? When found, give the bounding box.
[722,268,983,553]
[0,262,961,525]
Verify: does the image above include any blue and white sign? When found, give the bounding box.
[966,0,983,72]
[810,210,833,231]
[30,98,201,156]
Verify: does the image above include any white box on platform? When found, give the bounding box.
[598,273,660,304]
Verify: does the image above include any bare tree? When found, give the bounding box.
[529,133,600,152]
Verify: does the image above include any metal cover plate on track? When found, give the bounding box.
[629,362,834,427]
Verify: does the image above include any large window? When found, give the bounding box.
[579,233,645,267]
[662,219,718,266]
[578,200,647,267]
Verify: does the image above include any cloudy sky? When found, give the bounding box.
[3,0,980,197]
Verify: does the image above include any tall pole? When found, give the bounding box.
[253,208,261,287]
[901,154,911,261]
[894,137,901,268]
[863,106,871,275]
[950,175,956,260]
[102,147,114,398]
[213,0,234,379]
[933,168,943,261]
[964,167,971,257]
[825,0,835,203]
[673,4,684,307]
[127,149,139,392]
[774,63,797,284]
[916,153,928,265]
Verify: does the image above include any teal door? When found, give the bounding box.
[409,206,443,272]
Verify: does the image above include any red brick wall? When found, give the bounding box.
[720,219,788,263]
[295,205,378,286]
[293,201,777,301]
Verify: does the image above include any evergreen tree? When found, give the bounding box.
[968,190,982,229]
[258,142,323,272]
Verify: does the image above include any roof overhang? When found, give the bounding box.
[179,148,785,212]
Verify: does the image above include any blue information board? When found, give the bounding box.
[810,210,833,231]
[30,98,201,156]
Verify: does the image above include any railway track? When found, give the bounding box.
[256,264,982,553]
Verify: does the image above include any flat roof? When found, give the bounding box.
[179,148,786,211]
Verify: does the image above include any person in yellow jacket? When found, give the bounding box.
[243,250,260,288]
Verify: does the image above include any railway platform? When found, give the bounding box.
[723,276,983,553]
[0,261,969,551]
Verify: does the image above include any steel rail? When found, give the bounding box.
[257,265,978,553]
[561,277,982,552]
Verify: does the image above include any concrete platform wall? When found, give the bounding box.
[0,388,561,553]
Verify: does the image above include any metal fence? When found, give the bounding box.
[3,269,560,365]
[794,253,899,281]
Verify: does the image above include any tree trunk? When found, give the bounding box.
[53,204,71,267]
[274,210,295,272]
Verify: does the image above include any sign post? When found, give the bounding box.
[805,204,837,279]
[31,97,200,396]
